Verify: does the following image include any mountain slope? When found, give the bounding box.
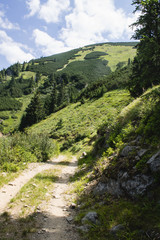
[0,42,136,134]
[1,40,160,240]
[68,85,160,240]
[28,89,132,152]
[28,42,136,78]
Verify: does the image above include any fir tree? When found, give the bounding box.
[49,81,57,114]
[129,0,160,96]
[19,92,45,130]
[57,80,65,107]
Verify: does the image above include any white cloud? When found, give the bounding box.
[26,0,70,23]
[0,10,19,30]
[39,0,70,23]
[60,0,138,48]
[31,0,138,58]
[33,29,70,55]
[26,0,40,17]
[0,31,35,64]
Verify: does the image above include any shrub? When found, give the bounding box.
[0,132,59,172]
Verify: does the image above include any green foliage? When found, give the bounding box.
[84,51,108,60]
[28,49,80,74]
[77,65,132,101]
[0,75,34,98]
[129,0,160,96]
[0,132,58,172]
[29,89,132,152]
[97,86,160,155]
[116,61,126,70]
[136,88,160,141]
[61,59,111,82]
[24,42,136,81]
[0,97,22,111]
[76,192,160,240]
[19,92,45,130]
[6,62,21,77]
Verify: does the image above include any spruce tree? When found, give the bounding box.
[57,80,65,107]
[19,91,45,130]
[49,81,57,114]
[129,0,160,96]
[35,72,41,84]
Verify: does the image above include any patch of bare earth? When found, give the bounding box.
[0,155,81,240]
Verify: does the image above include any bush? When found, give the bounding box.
[10,132,57,162]
[0,132,59,172]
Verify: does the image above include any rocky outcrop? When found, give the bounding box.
[120,173,154,197]
[93,172,154,198]
[93,144,159,198]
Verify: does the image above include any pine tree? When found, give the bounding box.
[49,81,57,114]
[19,92,45,130]
[57,80,65,107]
[22,62,26,72]
[35,72,41,84]
[129,0,160,96]
[14,62,21,77]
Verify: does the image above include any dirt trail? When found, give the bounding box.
[0,161,57,213]
[0,155,81,240]
[31,156,80,240]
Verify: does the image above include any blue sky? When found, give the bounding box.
[0,0,138,70]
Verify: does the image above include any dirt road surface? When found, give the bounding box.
[0,155,81,240]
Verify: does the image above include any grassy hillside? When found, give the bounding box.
[28,42,136,78]
[68,85,160,240]
[62,43,136,72]
[0,42,136,134]
[29,89,132,152]
[0,95,33,134]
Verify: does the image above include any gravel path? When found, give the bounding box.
[0,161,56,213]
[0,155,81,240]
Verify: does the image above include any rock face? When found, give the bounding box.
[93,144,156,198]
[92,144,160,198]
[120,174,154,196]
[120,144,147,159]
[147,150,160,173]
[93,173,154,198]
[93,180,122,197]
